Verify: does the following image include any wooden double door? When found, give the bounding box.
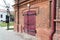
[24,11,36,36]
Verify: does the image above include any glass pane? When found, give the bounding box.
[56,0,60,19]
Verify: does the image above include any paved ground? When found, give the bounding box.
[0,27,37,40]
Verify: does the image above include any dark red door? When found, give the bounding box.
[24,11,36,36]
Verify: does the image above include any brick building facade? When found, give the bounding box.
[13,0,60,40]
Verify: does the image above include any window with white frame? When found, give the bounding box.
[0,14,3,18]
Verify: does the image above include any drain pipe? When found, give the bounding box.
[50,0,56,40]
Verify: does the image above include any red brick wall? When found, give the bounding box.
[14,0,52,40]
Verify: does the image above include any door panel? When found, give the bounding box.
[24,12,28,33]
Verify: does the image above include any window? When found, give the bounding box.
[57,0,60,8]
[0,14,3,18]
[56,0,60,19]
[55,0,60,34]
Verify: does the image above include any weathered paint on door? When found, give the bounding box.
[24,11,36,36]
